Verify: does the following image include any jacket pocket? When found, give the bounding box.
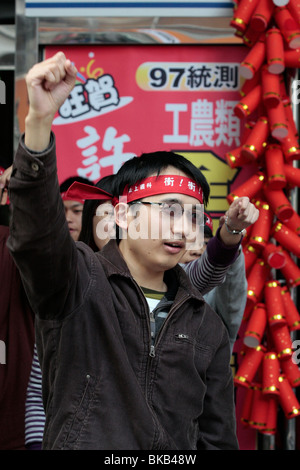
[62,373,97,449]
[174,333,213,362]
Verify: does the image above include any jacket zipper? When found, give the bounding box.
[131,278,191,448]
[148,295,189,357]
[131,276,189,357]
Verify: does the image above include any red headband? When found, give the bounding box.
[205,212,213,231]
[64,182,112,202]
[123,175,203,204]
[64,175,203,205]
[61,191,85,204]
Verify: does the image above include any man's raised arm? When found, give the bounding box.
[7,53,79,318]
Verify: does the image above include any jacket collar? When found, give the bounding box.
[98,239,204,303]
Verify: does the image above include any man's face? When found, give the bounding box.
[63,200,84,241]
[117,166,204,276]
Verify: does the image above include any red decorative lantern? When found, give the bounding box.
[241,117,269,161]
[244,244,259,275]
[263,243,286,269]
[264,144,286,190]
[248,200,273,250]
[281,357,300,388]
[262,352,280,395]
[266,99,288,140]
[244,303,267,348]
[249,383,269,430]
[230,0,260,33]
[240,37,266,79]
[227,171,265,204]
[264,188,294,222]
[225,146,249,168]
[240,75,261,98]
[243,24,262,47]
[270,324,293,360]
[262,66,282,108]
[241,386,255,427]
[284,164,300,187]
[250,0,274,32]
[287,0,300,26]
[284,49,300,68]
[246,259,270,307]
[278,375,300,419]
[280,125,300,162]
[266,27,285,74]
[234,84,262,119]
[280,250,300,288]
[271,222,300,257]
[234,345,266,387]
[281,285,300,331]
[274,6,300,49]
[282,96,299,138]
[265,280,286,327]
[284,210,300,234]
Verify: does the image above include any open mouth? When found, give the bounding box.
[164,241,185,253]
[165,242,184,248]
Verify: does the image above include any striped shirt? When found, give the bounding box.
[25,344,45,447]
[183,227,240,295]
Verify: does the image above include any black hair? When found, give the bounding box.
[114,151,210,206]
[59,176,92,193]
[78,174,115,251]
[204,225,213,238]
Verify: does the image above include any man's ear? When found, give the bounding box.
[114,202,129,231]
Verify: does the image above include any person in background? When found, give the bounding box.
[59,176,92,241]
[0,166,35,450]
[78,174,116,251]
[24,175,114,450]
[8,52,259,450]
[180,211,247,354]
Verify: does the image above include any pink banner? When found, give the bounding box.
[45,45,247,177]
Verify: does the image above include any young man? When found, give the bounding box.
[7,52,258,450]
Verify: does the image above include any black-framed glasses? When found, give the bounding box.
[128,200,206,226]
